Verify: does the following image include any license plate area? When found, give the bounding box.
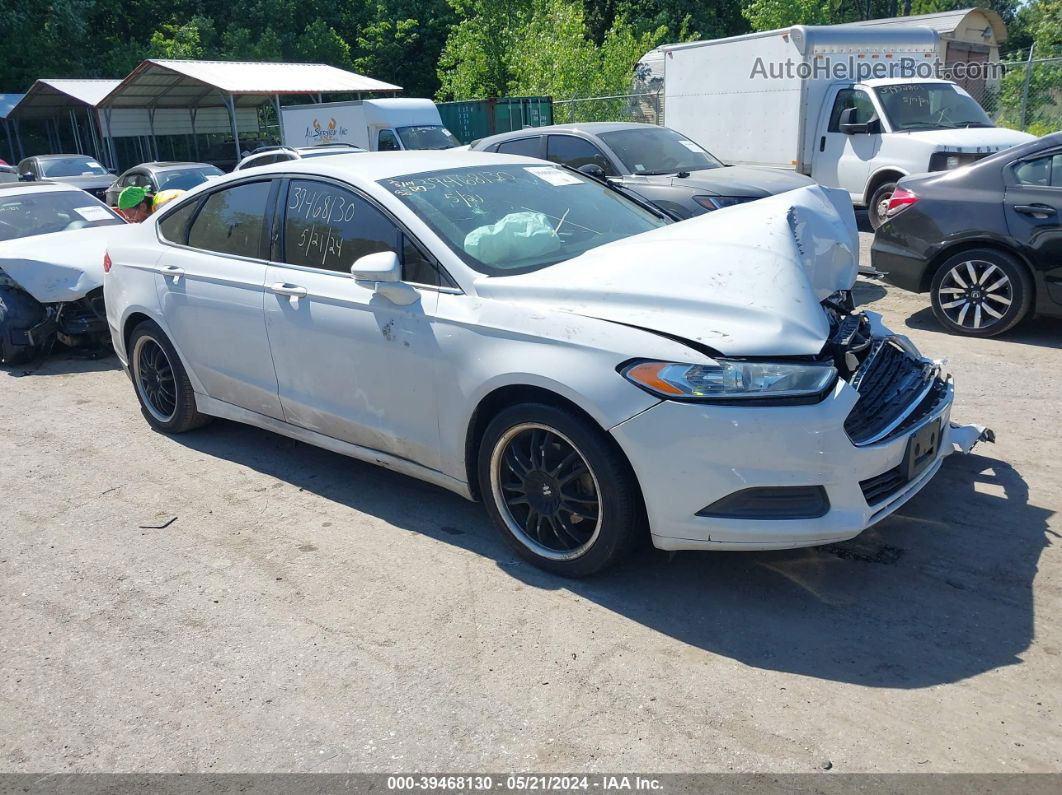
[903,419,941,481]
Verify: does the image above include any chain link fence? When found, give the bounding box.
[552,60,1061,135]
[976,57,1062,136]
[552,92,664,125]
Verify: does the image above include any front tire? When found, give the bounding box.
[868,181,898,230]
[478,403,643,577]
[128,320,210,432]
[929,249,1032,337]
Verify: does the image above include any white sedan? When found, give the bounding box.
[103,151,989,576]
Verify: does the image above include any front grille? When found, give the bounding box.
[859,466,907,506]
[844,339,947,446]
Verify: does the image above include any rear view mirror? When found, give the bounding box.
[351,250,419,305]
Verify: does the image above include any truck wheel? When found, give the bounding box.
[478,403,643,577]
[929,249,1032,337]
[868,181,898,230]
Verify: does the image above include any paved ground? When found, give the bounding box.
[1,231,1060,773]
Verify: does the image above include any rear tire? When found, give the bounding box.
[477,403,643,577]
[929,248,1032,337]
[868,181,898,230]
[128,320,210,433]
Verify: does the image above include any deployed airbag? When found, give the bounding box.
[464,212,561,267]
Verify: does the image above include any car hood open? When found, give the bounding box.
[473,185,858,357]
[0,225,122,303]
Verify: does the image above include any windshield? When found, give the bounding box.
[379,164,667,275]
[874,83,993,131]
[599,127,723,175]
[396,125,460,150]
[39,157,109,178]
[0,190,124,241]
[157,166,223,191]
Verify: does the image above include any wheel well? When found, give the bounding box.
[463,384,635,504]
[864,171,905,206]
[920,240,1035,294]
[122,312,153,352]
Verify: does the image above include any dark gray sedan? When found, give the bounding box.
[16,154,116,201]
[470,122,814,219]
[103,161,223,207]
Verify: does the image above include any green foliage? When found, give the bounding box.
[743,0,835,32]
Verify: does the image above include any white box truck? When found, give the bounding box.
[280,98,460,151]
[638,26,1035,227]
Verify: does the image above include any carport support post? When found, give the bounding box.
[103,108,119,171]
[13,119,24,161]
[273,94,285,145]
[69,110,83,154]
[86,108,104,164]
[148,108,159,161]
[224,93,241,165]
[189,108,199,160]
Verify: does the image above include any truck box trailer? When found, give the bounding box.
[280,98,459,151]
[639,26,1035,227]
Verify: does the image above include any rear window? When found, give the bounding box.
[157,167,222,191]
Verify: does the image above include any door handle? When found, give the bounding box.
[819,135,826,152]
[270,283,308,296]
[1013,203,1057,217]
[161,265,184,283]
[270,282,308,307]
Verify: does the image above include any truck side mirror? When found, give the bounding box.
[839,107,879,135]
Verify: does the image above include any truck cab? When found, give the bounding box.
[812,78,1035,227]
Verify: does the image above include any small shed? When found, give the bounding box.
[846,8,1008,99]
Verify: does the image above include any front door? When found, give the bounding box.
[811,86,879,200]
[155,178,284,419]
[1005,148,1062,305]
[262,177,443,468]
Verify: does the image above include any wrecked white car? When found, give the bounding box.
[0,182,126,364]
[104,151,990,576]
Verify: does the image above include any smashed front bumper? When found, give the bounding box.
[611,342,991,552]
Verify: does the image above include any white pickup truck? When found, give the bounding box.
[639,25,1036,227]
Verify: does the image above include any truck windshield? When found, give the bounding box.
[598,127,724,175]
[396,126,460,150]
[874,83,993,131]
[379,164,666,275]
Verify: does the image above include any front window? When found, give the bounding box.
[38,156,109,178]
[0,190,124,241]
[156,166,223,191]
[874,83,993,131]
[598,127,723,175]
[379,164,667,275]
[396,125,459,150]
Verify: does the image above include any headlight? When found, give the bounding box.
[692,195,751,211]
[622,359,836,402]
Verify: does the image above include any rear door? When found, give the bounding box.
[1004,148,1062,305]
[155,178,284,419]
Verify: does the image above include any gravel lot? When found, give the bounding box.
[2,230,1060,773]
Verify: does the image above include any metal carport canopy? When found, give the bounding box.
[4,80,118,162]
[97,59,403,163]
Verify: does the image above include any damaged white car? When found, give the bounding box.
[0,182,126,364]
[104,152,990,576]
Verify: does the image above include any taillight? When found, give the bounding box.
[103,251,112,274]
[886,187,919,218]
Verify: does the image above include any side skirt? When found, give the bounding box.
[195,393,474,501]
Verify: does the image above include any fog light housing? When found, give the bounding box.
[697,486,830,519]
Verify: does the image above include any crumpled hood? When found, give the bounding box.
[473,185,858,357]
[901,126,1036,153]
[646,165,815,198]
[0,225,125,303]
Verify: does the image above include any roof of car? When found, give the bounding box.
[140,161,217,169]
[0,181,88,194]
[249,149,548,182]
[34,153,100,160]
[473,122,656,146]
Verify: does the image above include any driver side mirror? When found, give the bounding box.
[19,172,35,182]
[351,250,419,305]
[839,107,880,135]
[577,163,607,181]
